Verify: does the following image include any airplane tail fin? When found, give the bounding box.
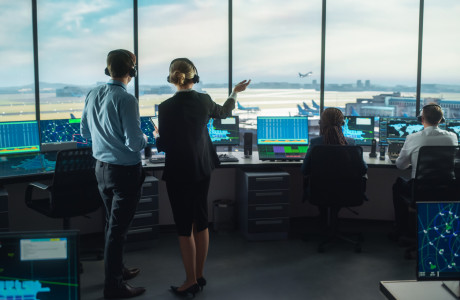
[312,100,319,109]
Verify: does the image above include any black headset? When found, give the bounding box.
[417,103,445,123]
[104,49,137,78]
[166,58,200,84]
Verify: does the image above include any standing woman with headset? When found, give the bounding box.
[155,58,250,296]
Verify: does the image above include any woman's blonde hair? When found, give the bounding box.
[168,59,196,86]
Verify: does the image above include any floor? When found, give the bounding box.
[80,218,415,300]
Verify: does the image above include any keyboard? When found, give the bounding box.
[149,155,165,163]
[218,153,239,163]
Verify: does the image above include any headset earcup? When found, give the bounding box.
[417,115,422,122]
[167,75,170,83]
[105,67,110,76]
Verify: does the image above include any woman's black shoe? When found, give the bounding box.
[197,277,206,291]
[170,284,200,297]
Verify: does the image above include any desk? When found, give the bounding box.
[380,280,459,300]
[1,150,399,232]
[143,150,397,169]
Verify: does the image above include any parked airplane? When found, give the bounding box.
[303,102,317,111]
[312,100,320,109]
[237,101,260,112]
[298,72,313,78]
[298,104,319,116]
[297,105,313,116]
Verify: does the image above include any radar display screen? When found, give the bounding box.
[342,116,375,146]
[417,201,460,280]
[208,116,240,146]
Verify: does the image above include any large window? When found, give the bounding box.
[37,0,134,120]
[138,0,228,117]
[422,0,460,117]
[0,1,35,122]
[325,0,420,117]
[233,0,322,124]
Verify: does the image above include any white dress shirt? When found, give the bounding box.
[395,125,458,178]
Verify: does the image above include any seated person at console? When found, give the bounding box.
[301,108,368,222]
[390,103,457,242]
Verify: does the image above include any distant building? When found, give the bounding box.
[56,86,84,97]
[365,80,371,88]
[356,80,363,88]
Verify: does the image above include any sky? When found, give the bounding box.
[0,0,459,88]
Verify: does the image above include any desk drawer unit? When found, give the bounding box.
[128,176,159,242]
[237,169,290,240]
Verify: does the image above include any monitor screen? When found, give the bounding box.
[257,116,309,145]
[208,116,240,146]
[379,117,424,144]
[140,116,156,146]
[342,116,375,146]
[417,201,460,281]
[0,121,40,155]
[0,230,80,299]
[40,119,91,149]
[446,119,460,142]
[257,116,309,160]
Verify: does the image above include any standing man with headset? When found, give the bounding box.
[81,49,147,299]
[389,103,458,243]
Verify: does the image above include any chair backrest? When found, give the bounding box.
[309,145,366,207]
[413,145,459,202]
[50,148,101,217]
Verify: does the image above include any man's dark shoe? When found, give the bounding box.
[123,267,140,280]
[103,282,146,299]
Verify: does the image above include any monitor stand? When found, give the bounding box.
[442,281,460,298]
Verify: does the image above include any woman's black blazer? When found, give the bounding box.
[156,90,234,182]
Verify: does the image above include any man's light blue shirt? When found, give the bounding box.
[81,79,147,165]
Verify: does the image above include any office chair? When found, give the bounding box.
[306,145,367,253]
[400,145,459,259]
[25,148,103,261]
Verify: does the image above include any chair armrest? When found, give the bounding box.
[25,182,52,205]
[28,182,51,190]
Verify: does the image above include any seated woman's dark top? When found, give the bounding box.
[301,136,368,176]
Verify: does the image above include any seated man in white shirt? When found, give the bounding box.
[389,103,458,242]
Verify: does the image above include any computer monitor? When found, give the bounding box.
[379,117,424,145]
[446,119,460,142]
[0,121,40,155]
[0,230,80,300]
[140,116,156,146]
[208,116,240,146]
[257,116,309,161]
[417,201,460,295]
[342,116,375,146]
[40,119,91,149]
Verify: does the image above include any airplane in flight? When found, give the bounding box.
[237,101,260,112]
[298,72,313,78]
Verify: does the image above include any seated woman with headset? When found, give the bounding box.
[301,107,368,223]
